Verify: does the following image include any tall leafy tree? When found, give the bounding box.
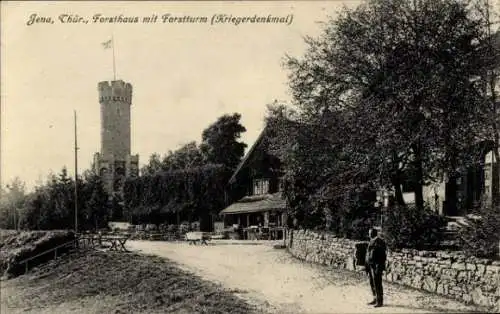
[141,153,163,176]
[81,174,109,230]
[140,113,247,177]
[200,113,247,171]
[266,103,375,231]
[473,0,500,206]
[16,167,110,231]
[285,0,494,211]
[0,177,27,229]
[161,142,205,171]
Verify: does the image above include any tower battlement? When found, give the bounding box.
[98,80,133,104]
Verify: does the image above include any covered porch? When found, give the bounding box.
[219,193,287,240]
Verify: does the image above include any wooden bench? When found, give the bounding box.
[185,232,210,245]
[77,233,102,249]
[101,235,130,252]
[148,233,163,241]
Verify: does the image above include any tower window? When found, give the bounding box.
[115,167,126,176]
[100,168,108,176]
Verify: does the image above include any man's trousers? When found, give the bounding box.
[368,265,383,305]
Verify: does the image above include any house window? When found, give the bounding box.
[253,179,269,195]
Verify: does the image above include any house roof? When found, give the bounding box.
[229,117,305,185]
[228,126,268,184]
[219,192,286,215]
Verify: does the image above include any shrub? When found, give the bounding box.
[344,217,375,240]
[337,192,378,240]
[384,205,447,250]
[459,203,500,259]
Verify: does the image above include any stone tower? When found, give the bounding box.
[93,80,139,198]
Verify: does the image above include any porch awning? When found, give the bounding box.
[220,193,286,215]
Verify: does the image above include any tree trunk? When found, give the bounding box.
[445,173,458,216]
[414,182,424,211]
[391,174,406,207]
[492,133,499,207]
[413,144,425,211]
[391,151,406,207]
[444,154,459,216]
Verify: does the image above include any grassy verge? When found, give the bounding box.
[1,250,255,314]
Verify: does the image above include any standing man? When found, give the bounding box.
[365,228,387,307]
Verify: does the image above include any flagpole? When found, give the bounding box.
[112,34,116,80]
[74,110,78,234]
[0,96,2,200]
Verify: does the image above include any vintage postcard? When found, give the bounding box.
[1,1,500,313]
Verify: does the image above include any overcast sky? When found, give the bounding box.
[2,0,498,191]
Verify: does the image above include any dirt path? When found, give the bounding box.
[127,240,485,314]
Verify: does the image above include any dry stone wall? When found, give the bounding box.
[285,229,500,311]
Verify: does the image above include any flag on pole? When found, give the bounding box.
[102,37,116,80]
[102,39,112,49]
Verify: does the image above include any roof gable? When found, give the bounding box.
[228,117,301,185]
[228,126,268,184]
